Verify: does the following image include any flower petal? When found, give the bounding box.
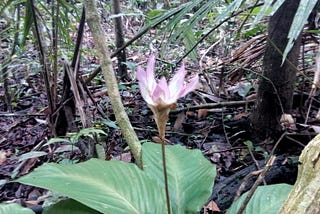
[137,66,154,105]
[136,66,147,86]
[152,76,170,103]
[178,74,199,97]
[146,55,156,86]
[168,63,186,100]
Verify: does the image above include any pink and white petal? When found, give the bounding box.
[137,66,155,105]
[151,84,163,101]
[136,67,148,87]
[178,75,199,97]
[139,84,155,105]
[168,64,186,100]
[169,64,186,92]
[146,55,156,84]
[152,77,169,103]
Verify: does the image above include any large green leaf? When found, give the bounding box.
[143,142,216,214]
[43,199,99,214]
[0,203,34,214]
[17,159,166,214]
[226,183,292,214]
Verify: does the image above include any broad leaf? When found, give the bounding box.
[226,183,292,214]
[0,203,34,214]
[17,159,166,214]
[143,142,216,214]
[43,199,99,214]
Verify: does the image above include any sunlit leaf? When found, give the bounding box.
[0,203,34,214]
[17,159,166,214]
[226,184,292,214]
[143,142,216,214]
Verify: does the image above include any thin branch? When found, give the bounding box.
[171,100,255,114]
[236,156,276,214]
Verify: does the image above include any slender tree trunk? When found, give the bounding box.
[84,0,142,168]
[252,0,301,137]
[111,0,128,80]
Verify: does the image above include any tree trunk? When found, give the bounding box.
[111,0,128,80]
[279,134,320,214]
[252,0,301,137]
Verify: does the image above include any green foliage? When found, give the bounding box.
[226,184,292,214]
[21,0,32,46]
[43,127,108,147]
[243,24,266,39]
[17,151,48,162]
[11,128,107,177]
[250,0,273,27]
[18,158,166,213]
[1,0,81,50]
[0,203,34,214]
[0,0,10,14]
[16,142,216,213]
[43,199,99,214]
[144,0,318,63]
[143,143,216,213]
[160,0,217,60]
[282,0,319,64]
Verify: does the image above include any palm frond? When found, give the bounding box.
[283,0,318,64]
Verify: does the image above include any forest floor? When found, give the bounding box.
[1,5,320,213]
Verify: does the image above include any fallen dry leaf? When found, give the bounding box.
[173,112,186,131]
[197,109,208,119]
[203,200,221,213]
[0,150,7,165]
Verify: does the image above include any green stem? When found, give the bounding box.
[161,138,171,214]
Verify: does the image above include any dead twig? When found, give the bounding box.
[171,100,255,114]
[236,156,276,214]
[234,169,263,202]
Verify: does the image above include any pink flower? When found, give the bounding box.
[137,55,199,109]
[137,55,198,139]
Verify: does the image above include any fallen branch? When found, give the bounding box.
[171,100,255,114]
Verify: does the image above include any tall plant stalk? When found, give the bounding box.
[161,137,171,214]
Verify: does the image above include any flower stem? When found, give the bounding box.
[161,137,171,214]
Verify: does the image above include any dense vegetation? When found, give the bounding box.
[0,0,320,213]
